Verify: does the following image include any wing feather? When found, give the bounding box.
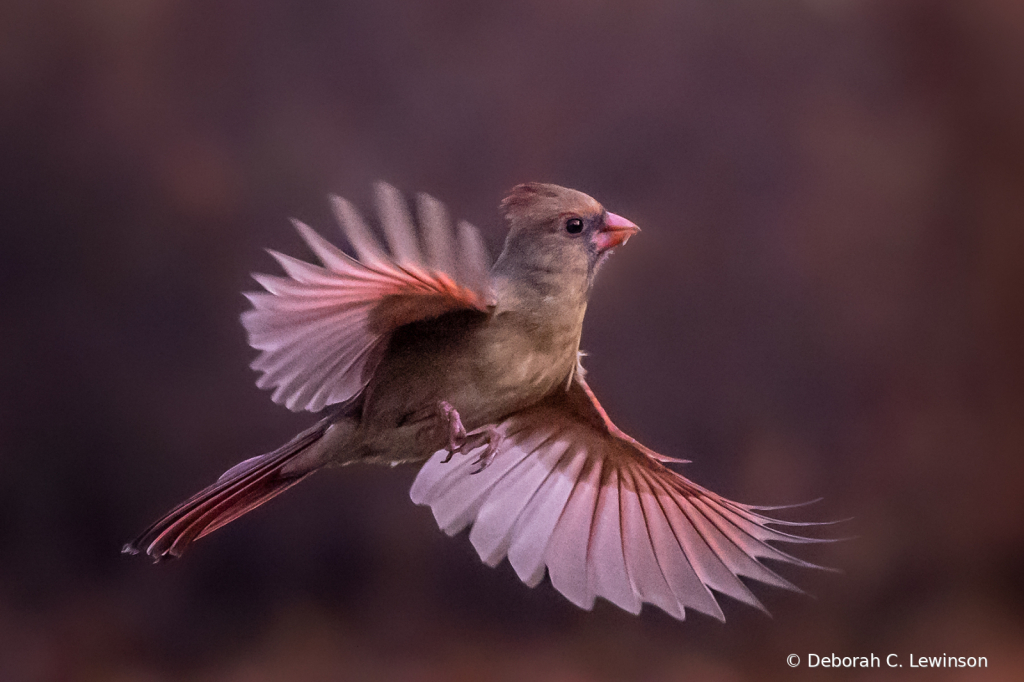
[618,466,682,618]
[456,220,492,299]
[545,455,603,609]
[635,469,724,620]
[469,437,572,567]
[412,423,553,536]
[329,194,389,267]
[374,182,422,267]
[586,466,642,614]
[508,445,588,587]
[416,193,455,274]
[291,219,355,273]
[689,496,803,591]
[672,495,770,611]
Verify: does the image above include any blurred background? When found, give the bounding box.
[2,0,1023,680]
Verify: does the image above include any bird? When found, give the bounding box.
[124,182,832,621]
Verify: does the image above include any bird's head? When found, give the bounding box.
[494,183,639,294]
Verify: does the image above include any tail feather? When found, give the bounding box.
[123,420,331,562]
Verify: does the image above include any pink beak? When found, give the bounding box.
[593,211,640,253]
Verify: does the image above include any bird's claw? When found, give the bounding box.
[436,401,502,471]
[464,425,502,474]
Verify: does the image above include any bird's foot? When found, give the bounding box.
[437,400,467,463]
[436,402,502,471]
[462,425,503,474]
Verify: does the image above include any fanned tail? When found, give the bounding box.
[123,420,332,562]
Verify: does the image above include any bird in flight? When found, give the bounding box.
[125,182,831,621]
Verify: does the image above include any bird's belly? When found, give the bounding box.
[354,315,576,463]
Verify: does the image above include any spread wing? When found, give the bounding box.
[242,183,493,412]
[410,371,833,621]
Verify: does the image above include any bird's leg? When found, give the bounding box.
[437,400,467,463]
[435,402,503,471]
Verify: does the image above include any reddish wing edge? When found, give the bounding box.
[411,370,838,621]
[242,182,494,413]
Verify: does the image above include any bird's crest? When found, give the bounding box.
[500,183,560,218]
[500,183,603,225]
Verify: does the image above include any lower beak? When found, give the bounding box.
[593,211,640,252]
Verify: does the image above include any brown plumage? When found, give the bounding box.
[124,182,834,621]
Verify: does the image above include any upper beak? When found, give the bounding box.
[594,211,640,252]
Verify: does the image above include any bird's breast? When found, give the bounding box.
[355,308,581,462]
[470,310,581,408]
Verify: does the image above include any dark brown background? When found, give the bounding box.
[2,1,1023,680]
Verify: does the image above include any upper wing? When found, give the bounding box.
[242,183,493,412]
[410,371,833,621]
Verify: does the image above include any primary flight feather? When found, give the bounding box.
[125,182,831,621]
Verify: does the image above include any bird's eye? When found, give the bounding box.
[565,218,584,234]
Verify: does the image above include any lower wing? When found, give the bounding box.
[410,373,838,621]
